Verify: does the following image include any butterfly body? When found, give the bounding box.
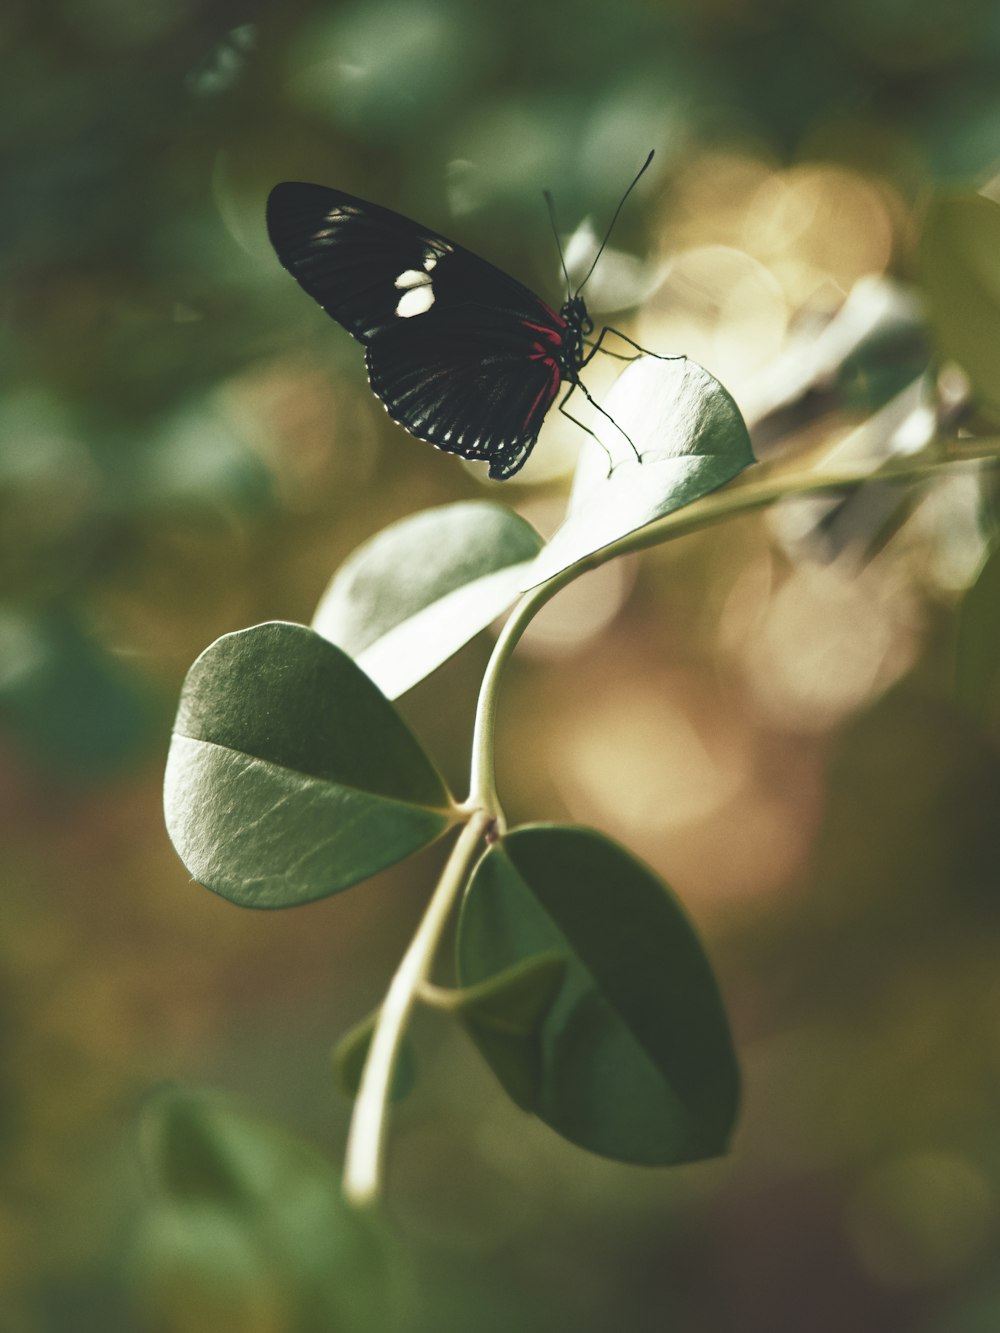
[267,183,596,479]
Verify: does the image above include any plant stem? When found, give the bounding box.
[342,808,493,1209]
[467,564,580,813]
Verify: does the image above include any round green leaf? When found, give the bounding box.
[526,357,755,585]
[165,622,454,908]
[456,825,740,1166]
[921,191,1000,417]
[312,501,543,698]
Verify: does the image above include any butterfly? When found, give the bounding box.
[266,153,658,480]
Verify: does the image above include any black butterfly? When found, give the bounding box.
[266,153,657,480]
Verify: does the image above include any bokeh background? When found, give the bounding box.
[4,0,1000,1328]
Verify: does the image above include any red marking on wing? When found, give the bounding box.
[521,315,564,428]
[521,316,565,344]
[523,358,561,430]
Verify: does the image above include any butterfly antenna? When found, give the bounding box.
[574,149,655,298]
[543,188,573,303]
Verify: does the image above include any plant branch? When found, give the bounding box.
[342,807,494,1209]
[467,563,582,814]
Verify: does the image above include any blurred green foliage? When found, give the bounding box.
[5,0,1000,1329]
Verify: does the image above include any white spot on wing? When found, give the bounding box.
[396,284,435,317]
[394,268,427,289]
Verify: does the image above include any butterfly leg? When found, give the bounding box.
[581,325,685,368]
[557,382,616,473]
[582,341,635,362]
[558,379,641,471]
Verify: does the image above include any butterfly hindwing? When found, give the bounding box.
[366,305,563,480]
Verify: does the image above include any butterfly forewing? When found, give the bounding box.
[266,182,574,478]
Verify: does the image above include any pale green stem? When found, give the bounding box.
[342,808,493,1209]
[466,568,580,817]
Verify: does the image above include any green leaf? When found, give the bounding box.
[164,622,454,908]
[136,1087,395,1333]
[456,825,740,1166]
[920,191,1000,417]
[450,952,567,1112]
[333,1009,417,1103]
[526,357,755,585]
[957,543,1000,723]
[312,501,543,698]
